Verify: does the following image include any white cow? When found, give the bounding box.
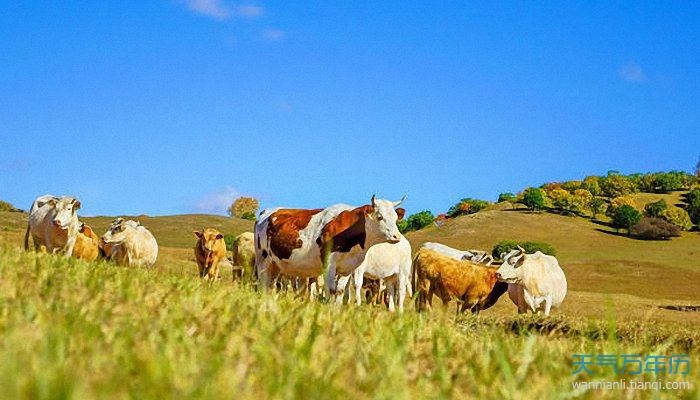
[101,218,158,268]
[336,235,412,312]
[420,242,493,265]
[495,247,567,316]
[24,194,82,257]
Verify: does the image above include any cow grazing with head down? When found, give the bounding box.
[413,248,499,314]
[419,242,506,308]
[254,195,405,294]
[24,194,82,257]
[102,218,158,268]
[496,247,567,316]
[194,228,227,280]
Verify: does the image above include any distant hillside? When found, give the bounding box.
[405,194,700,301]
[0,212,254,249]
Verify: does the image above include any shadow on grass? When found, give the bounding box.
[594,228,630,238]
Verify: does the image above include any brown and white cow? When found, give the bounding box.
[254,195,404,294]
[194,228,227,280]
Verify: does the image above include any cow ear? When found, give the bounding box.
[216,233,224,240]
[395,207,406,220]
[73,199,81,210]
[515,254,526,268]
[194,231,202,238]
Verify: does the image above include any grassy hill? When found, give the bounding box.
[1,194,699,398]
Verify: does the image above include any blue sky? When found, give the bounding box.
[1,1,698,216]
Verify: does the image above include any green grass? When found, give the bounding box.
[0,248,697,399]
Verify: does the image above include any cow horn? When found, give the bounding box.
[371,194,377,208]
[394,195,406,207]
[517,245,526,254]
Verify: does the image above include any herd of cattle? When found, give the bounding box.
[22,194,568,316]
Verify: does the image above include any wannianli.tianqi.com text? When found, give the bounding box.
[572,380,692,391]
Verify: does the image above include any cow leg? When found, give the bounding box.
[353,269,364,306]
[386,279,396,313]
[397,272,408,313]
[543,295,552,316]
[324,254,338,296]
[336,275,351,304]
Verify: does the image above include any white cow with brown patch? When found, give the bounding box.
[254,195,405,294]
[24,194,82,257]
[495,247,567,316]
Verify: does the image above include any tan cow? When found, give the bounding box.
[413,248,498,314]
[230,231,255,281]
[72,223,100,261]
[194,228,227,280]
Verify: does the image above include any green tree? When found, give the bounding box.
[399,211,435,233]
[611,205,642,235]
[498,192,516,203]
[682,188,700,225]
[644,199,667,218]
[519,187,546,212]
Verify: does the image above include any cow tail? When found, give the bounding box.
[23,224,31,251]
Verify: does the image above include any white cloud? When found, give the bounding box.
[193,186,240,215]
[618,61,647,83]
[262,28,285,42]
[180,0,231,20]
[236,4,264,18]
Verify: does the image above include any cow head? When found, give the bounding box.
[195,228,224,264]
[495,246,526,283]
[52,196,81,229]
[364,195,405,245]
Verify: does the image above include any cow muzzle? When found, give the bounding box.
[387,234,401,244]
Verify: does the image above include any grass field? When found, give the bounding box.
[0,192,698,399]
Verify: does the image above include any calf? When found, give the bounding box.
[413,248,498,314]
[194,228,227,280]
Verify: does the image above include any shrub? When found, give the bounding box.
[491,240,556,259]
[399,210,435,233]
[653,171,687,192]
[446,198,489,218]
[223,234,236,251]
[228,197,260,219]
[519,188,547,212]
[561,180,582,192]
[611,205,642,235]
[659,206,693,231]
[683,188,700,225]
[630,217,681,240]
[240,211,257,221]
[644,199,667,218]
